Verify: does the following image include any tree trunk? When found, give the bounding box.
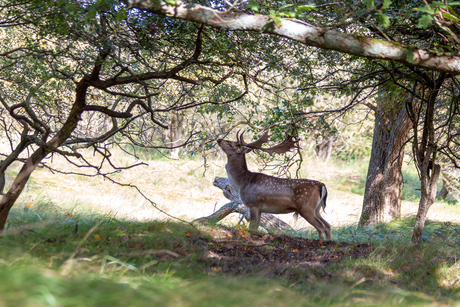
[411,74,445,244]
[315,135,334,161]
[169,110,183,159]
[0,156,40,230]
[194,177,294,231]
[359,104,412,226]
[412,163,441,243]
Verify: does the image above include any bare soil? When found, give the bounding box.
[196,228,372,276]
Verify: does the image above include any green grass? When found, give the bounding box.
[330,158,368,195]
[401,164,422,201]
[2,203,460,306]
[2,152,460,306]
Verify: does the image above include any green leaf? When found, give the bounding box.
[378,13,391,28]
[443,12,460,21]
[448,5,460,18]
[405,49,414,63]
[87,10,96,20]
[382,0,392,10]
[417,14,433,28]
[415,7,435,14]
[279,11,297,18]
[431,1,445,6]
[273,16,282,27]
[247,1,259,11]
[164,0,178,5]
[296,4,316,13]
[280,4,294,10]
[115,9,126,22]
[364,0,375,8]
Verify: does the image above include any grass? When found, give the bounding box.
[2,205,460,306]
[2,148,460,306]
[401,163,422,201]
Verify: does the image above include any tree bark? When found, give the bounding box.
[359,103,412,226]
[412,163,441,243]
[411,74,445,244]
[169,110,183,159]
[194,177,294,231]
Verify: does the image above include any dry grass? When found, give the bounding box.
[7,147,460,234]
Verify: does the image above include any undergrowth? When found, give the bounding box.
[2,203,460,306]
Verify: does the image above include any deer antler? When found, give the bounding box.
[237,130,298,155]
[238,130,271,148]
[261,133,298,155]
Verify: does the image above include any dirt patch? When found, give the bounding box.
[195,229,372,277]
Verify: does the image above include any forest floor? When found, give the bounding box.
[197,227,372,276]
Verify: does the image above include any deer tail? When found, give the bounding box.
[317,185,328,213]
[293,212,299,223]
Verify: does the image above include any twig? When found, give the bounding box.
[449,276,460,287]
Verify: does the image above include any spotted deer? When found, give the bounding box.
[217,130,331,240]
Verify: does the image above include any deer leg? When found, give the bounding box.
[298,194,328,240]
[315,206,332,240]
[248,206,261,231]
[298,208,326,240]
[317,216,331,240]
[317,214,331,240]
[317,214,332,241]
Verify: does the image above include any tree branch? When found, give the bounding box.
[123,0,460,75]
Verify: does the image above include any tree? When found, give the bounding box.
[0,0,249,232]
[409,73,446,243]
[3,0,460,245]
[359,85,413,225]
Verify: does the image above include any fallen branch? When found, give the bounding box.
[194,177,293,231]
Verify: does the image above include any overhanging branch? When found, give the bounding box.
[123,0,460,75]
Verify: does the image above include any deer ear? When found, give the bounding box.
[236,146,252,154]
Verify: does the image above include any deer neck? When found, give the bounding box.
[225,154,251,193]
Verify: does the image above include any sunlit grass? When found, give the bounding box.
[2,204,460,306]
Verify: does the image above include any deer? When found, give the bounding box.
[217,130,332,240]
